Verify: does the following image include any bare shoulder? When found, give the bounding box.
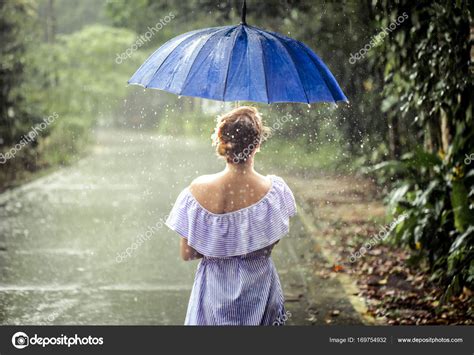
[188,173,222,196]
[250,172,273,191]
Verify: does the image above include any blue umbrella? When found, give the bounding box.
[128,2,347,104]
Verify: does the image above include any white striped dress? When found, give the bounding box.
[165,175,297,325]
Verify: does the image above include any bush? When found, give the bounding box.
[38,116,93,166]
[372,148,474,301]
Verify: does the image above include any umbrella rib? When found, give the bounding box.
[222,27,241,101]
[262,32,310,104]
[128,29,204,85]
[179,27,235,97]
[296,42,339,103]
[256,36,270,104]
[142,31,208,88]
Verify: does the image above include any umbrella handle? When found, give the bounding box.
[240,0,247,25]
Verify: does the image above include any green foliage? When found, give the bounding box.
[0,0,42,147]
[259,136,350,175]
[1,1,145,188]
[0,0,46,187]
[24,24,145,164]
[373,148,474,297]
[375,0,472,150]
[38,116,92,165]
[370,0,473,299]
[38,0,110,35]
[158,109,215,137]
[26,24,144,117]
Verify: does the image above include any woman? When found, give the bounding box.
[165,106,296,325]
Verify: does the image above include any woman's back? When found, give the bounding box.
[165,106,297,325]
[166,174,296,325]
[189,172,272,214]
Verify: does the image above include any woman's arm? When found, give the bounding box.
[180,239,203,261]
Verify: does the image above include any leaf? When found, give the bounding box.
[401,148,442,170]
[451,180,474,232]
[414,180,440,207]
[366,160,407,174]
[389,184,411,208]
[449,226,474,253]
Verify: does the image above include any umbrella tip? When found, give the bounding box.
[240,0,247,25]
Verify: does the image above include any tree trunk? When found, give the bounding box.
[440,108,452,153]
[425,118,441,154]
[388,113,401,159]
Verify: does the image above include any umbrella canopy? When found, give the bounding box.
[129,20,347,104]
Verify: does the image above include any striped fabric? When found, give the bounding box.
[165,175,297,325]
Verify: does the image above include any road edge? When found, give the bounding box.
[295,201,385,326]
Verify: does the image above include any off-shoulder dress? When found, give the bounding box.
[165,175,297,325]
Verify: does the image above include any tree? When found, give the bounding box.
[372,0,473,299]
[0,0,41,149]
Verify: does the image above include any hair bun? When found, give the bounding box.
[212,106,269,164]
[217,141,232,156]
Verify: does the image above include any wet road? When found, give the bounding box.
[0,130,362,325]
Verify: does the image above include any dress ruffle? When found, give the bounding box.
[165,175,297,258]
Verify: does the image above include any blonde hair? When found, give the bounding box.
[212,106,271,164]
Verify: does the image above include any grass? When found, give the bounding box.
[258,137,353,176]
[0,116,93,193]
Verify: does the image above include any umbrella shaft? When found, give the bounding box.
[241,0,247,25]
